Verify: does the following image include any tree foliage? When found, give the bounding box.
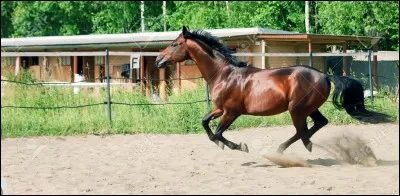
[91,2,140,34]
[317,1,399,50]
[1,1,15,38]
[1,1,398,50]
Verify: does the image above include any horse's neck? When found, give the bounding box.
[186,40,230,85]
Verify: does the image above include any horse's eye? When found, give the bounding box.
[171,43,178,47]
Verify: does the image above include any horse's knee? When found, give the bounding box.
[316,117,328,128]
[320,118,328,126]
[202,118,209,128]
[311,111,328,127]
[214,132,222,140]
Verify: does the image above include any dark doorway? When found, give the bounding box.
[20,56,39,69]
[83,56,95,82]
[77,56,83,75]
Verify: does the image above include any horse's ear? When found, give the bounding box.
[182,26,190,39]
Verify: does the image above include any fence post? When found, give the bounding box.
[309,51,313,68]
[106,48,113,129]
[368,49,374,104]
[205,81,210,111]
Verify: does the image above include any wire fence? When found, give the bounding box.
[1,76,209,110]
[1,49,399,130]
[1,76,204,85]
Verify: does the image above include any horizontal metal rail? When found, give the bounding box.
[2,51,395,57]
[1,81,139,87]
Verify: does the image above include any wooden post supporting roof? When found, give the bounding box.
[177,62,181,94]
[40,50,46,80]
[308,40,313,67]
[94,56,102,83]
[15,56,21,76]
[73,56,78,82]
[145,57,151,98]
[261,40,266,69]
[130,49,134,84]
[140,56,145,95]
[294,44,300,65]
[342,43,347,76]
[69,56,73,82]
[373,44,379,90]
[159,67,166,101]
[103,55,107,83]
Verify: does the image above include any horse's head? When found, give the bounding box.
[155,26,191,68]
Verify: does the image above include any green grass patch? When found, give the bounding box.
[1,71,398,138]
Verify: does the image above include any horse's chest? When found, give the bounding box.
[210,83,224,104]
[210,82,241,109]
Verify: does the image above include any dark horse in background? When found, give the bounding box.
[156,26,387,154]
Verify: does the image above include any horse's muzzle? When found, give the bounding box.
[155,56,168,68]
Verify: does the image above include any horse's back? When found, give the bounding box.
[242,65,330,115]
[267,65,324,77]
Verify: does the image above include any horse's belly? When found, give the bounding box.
[244,91,288,116]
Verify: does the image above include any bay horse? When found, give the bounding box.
[156,26,369,154]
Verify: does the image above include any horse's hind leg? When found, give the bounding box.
[301,109,328,152]
[277,113,307,154]
[202,108,224,149]
[214,113,249,153]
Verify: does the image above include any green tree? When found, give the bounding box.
[11,1,64,37]
[317,1,399,50]
[6,1,94,37]
[58,1,94,35]
[1,1,16,38]
[2,1,398,51]
[91,1,141,34]
[167,1,305,32]
[144,1,165,32]
[167,1,229,30]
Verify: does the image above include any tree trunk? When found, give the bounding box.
[141,1,145,32]
[163,1,167,32]
[226,1,230,21]
[305,1,310,34]
[314,1,318,33]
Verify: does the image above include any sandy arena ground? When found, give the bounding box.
[1,123,399,195]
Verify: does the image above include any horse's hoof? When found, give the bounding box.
[214,140,224,150]
[240,143,249,153]
[306,142,313,152]
[276,147,284,154]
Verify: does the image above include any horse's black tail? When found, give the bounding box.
[326,75,392,123]
[327,75,367,116]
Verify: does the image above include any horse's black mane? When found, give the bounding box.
[186,30,248,68]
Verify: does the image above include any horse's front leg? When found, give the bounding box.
[202,108,224,149]
[214,113,249,153]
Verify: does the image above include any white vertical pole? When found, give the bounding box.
[163,1,167,32]
[261,40,266,69]
[141,1,145,32]
[305,1,310,34]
